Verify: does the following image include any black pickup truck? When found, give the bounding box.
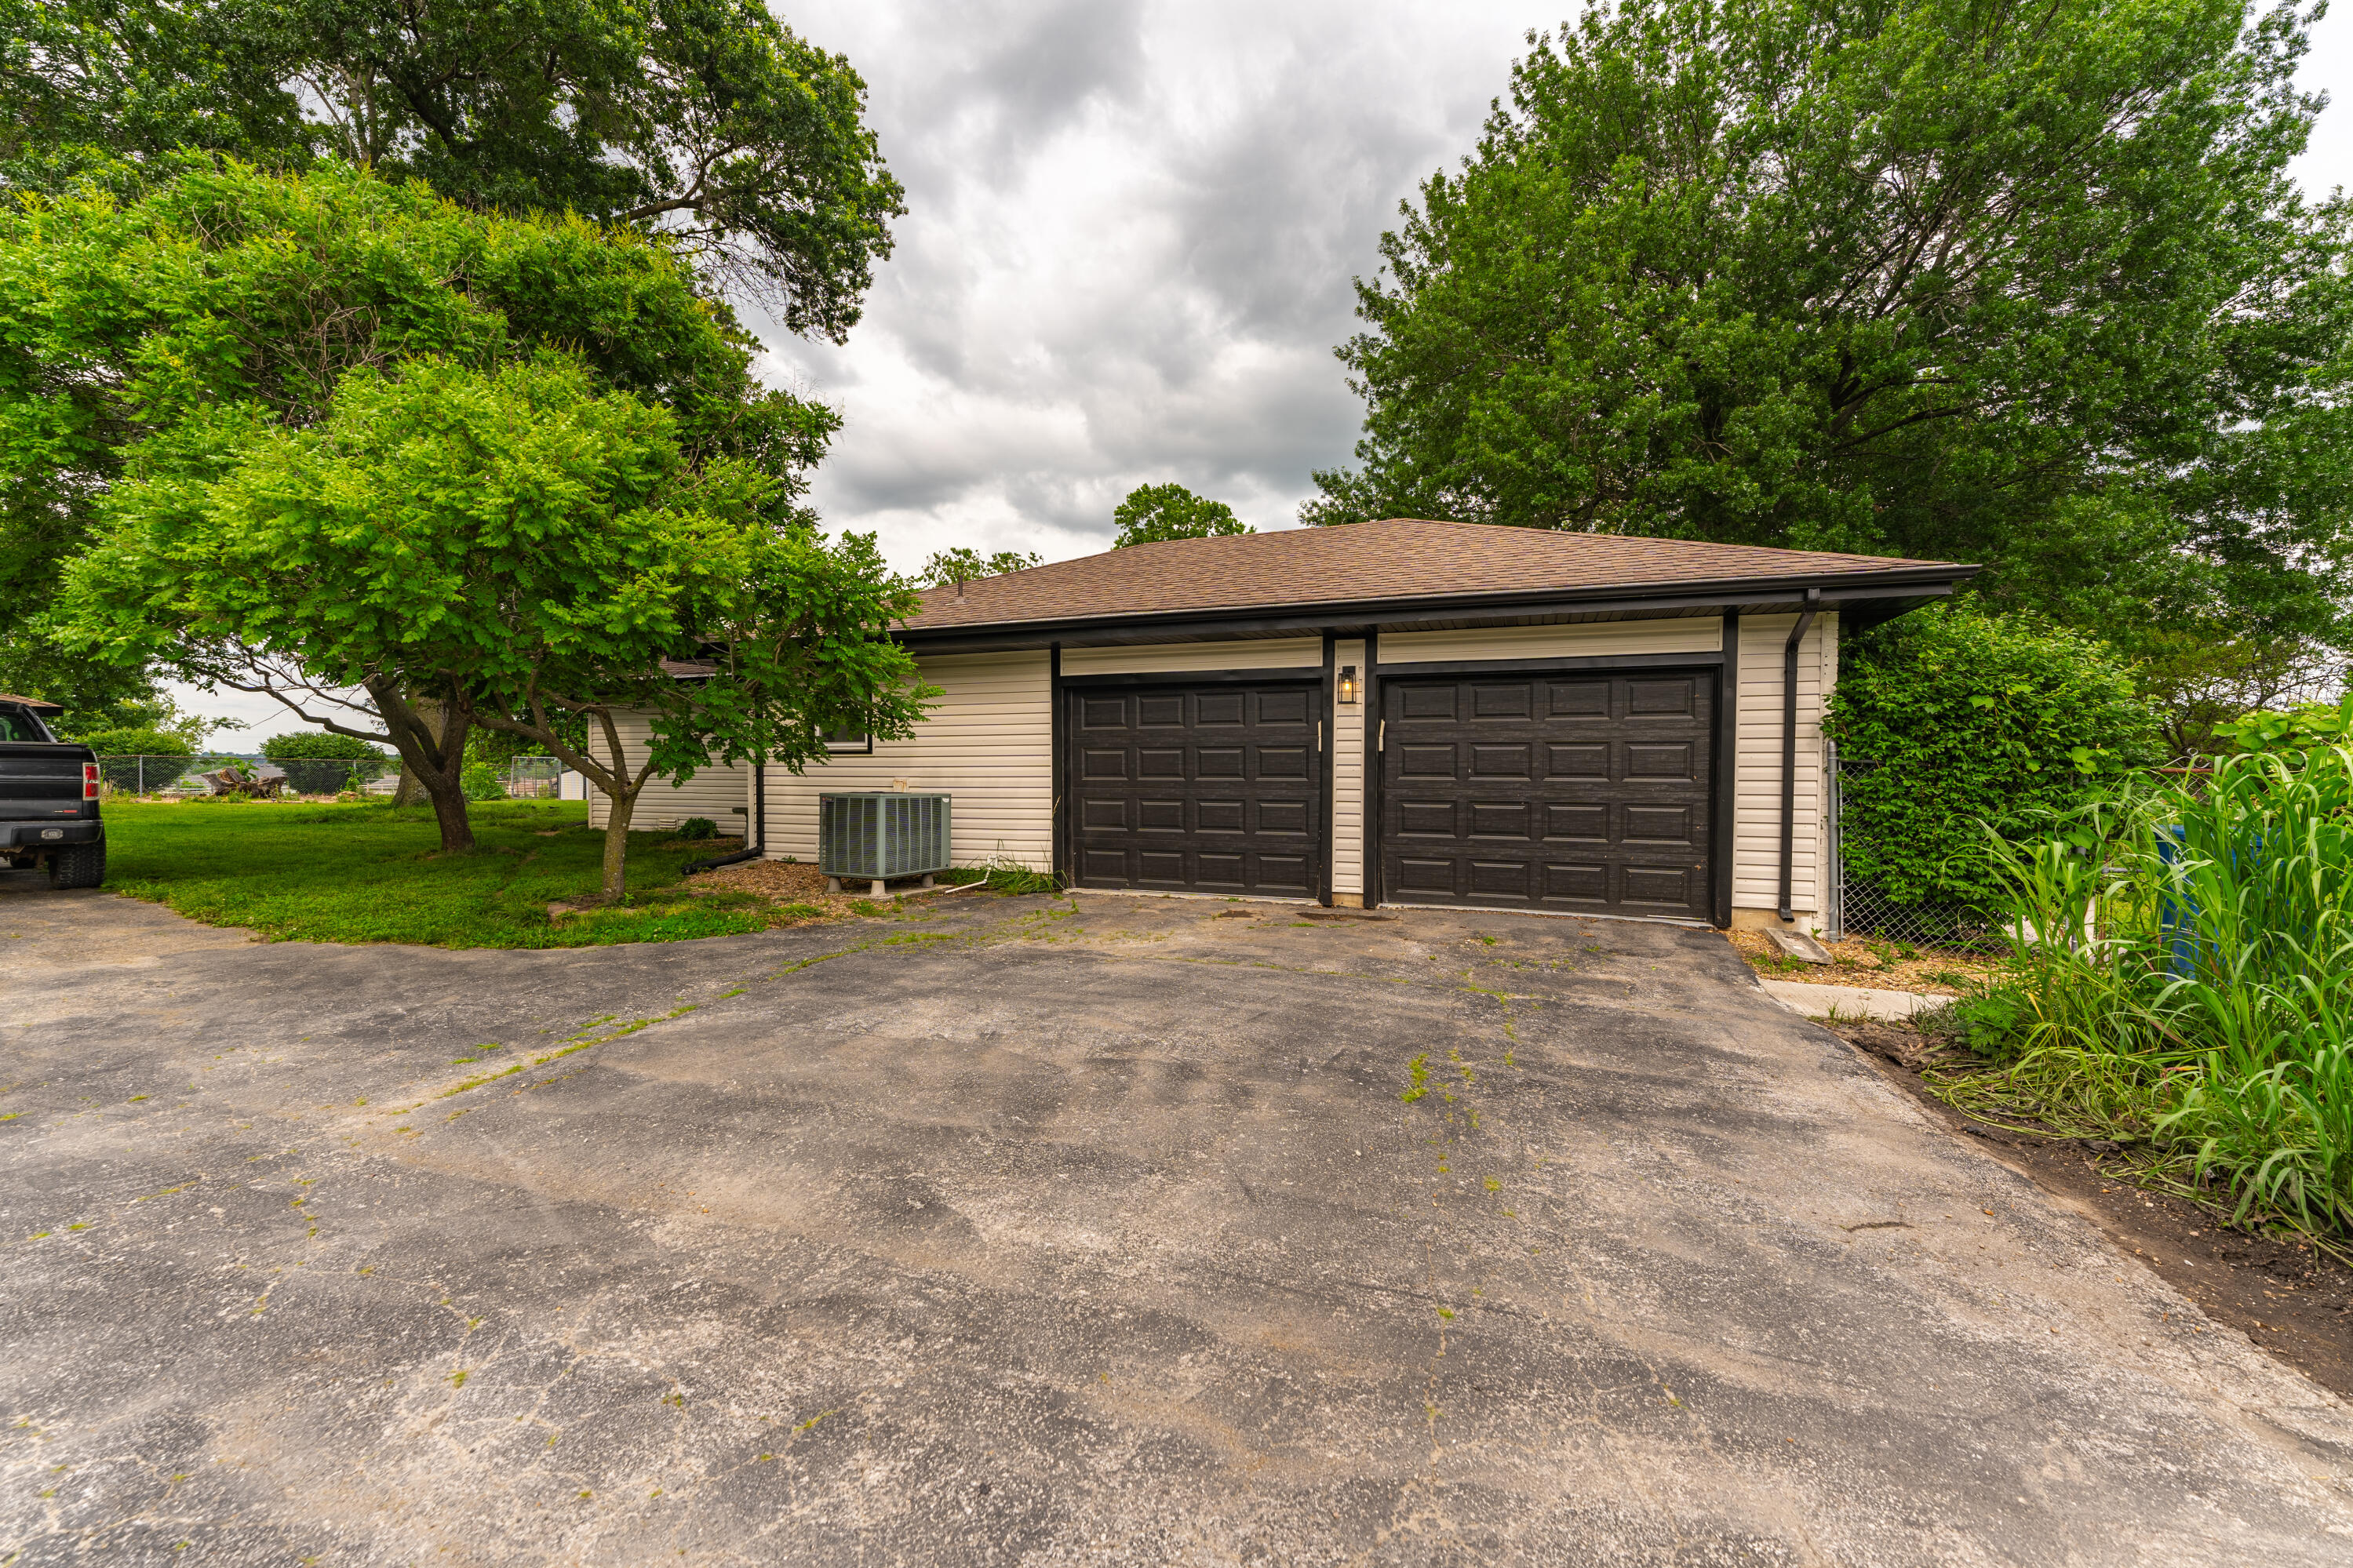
[0,693,104,888]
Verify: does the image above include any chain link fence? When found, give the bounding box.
[506,755,569,798]
[93,754,396,797]
[95,753,575,799]
[1827,746,2005,952]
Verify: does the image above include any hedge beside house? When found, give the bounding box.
[1828,604,2160,913]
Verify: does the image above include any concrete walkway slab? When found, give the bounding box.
[2,880,2348,1563]
[1761,977,1954,1022]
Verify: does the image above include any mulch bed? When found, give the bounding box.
[1726,929,2003,995]
[1832,1018,2353,1399]
[686,855,965,923]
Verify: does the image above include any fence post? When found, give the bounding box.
[138,755,144,795]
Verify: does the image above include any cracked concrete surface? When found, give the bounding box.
[3,880,2351,1565]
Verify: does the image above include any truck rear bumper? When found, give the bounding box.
[0,820,100,848]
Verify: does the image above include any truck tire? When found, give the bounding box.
[47,841,104,889]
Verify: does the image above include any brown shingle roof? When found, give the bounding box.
[905,518,1965,632]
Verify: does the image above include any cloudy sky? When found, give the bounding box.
[184,0,2353,737]
[760,0,2353,577]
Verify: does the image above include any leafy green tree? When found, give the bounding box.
[918,548,1043,587]
[0,0,902,331]
[262,730,389,794]
[1829,605,2162,913]
[1,4,900,722]
[73,726,194,792]
[55,354,929,896]
[2209,689,2353,755]
[1306,0,2353,653]
[1112,483,1248,548]
[3,158,837,844]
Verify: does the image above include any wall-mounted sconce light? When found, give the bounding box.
[1338,665,1358,704]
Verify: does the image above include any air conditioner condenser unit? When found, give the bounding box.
[818,791,952,896]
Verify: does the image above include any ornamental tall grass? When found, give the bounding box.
[1960,747,2353,1239]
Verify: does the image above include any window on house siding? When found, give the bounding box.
[823,726,872,755]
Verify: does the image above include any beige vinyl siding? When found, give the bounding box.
[1376,619,1722,665]
[761,649,1053,870]
[1332,638,1368,896]
[584,712,751,832]
[1059,637,1323,676]
[1733,610,1838,926]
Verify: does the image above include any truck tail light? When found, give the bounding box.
[83,762,99,799]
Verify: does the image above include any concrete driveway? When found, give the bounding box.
[5,883,2351,1566]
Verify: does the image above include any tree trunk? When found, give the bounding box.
[390,697,439,807]
[366,680,475,853]
[600,786,636,900]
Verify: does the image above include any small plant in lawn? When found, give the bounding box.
[675,817,716,841]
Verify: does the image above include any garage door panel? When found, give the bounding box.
[1399,686,1456,720]
[1626,742,1696,779]
[1255,854,1312,890]
[1397,744,1455,777]
[1138,851,1187,884]
[1070,679,1321,897]
[1258,689,1311,723]
[1397,799,1456,836]
[1196,692,1245,725]
[1195,852,1245,886]
[1543,860,1609,903]
[1382,671,1713,920]
[1469,860,1533,900]
[1258,799,1309,834]
[1624,804,1696,843]
[1393,857,1456,896]
[1469,801,1530,839]
[1547,681,1610,719]
[1470,744,1532,778]
[1627,678,1699,716]
[1195,799,1244,831]
[1622,864,1699,908]
[1545,803,1608,841]
[1471,684,1532,718]
[1258,745,1311,779]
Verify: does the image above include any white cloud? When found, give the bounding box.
[758,0,1546,573]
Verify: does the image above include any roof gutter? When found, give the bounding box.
[1779,588,1821,925]
[896,563,1978,652]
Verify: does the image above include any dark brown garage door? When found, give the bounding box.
[1069,682,1320,895]
[1380,670,1714,919]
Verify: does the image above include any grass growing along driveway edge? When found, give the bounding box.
[94,799,804,948]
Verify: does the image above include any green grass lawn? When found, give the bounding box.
[99,799,799,948]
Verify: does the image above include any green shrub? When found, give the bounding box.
[263,731,390,795]
[72,726,194,792]
[1956,747,2353,1242]
[675,817,716,840]
[461,761,508,802]
[2211,690,2353,755]
[1829,603,2160,912]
